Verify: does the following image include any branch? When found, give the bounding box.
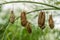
[0,1,60,9]
[27,8,59,14]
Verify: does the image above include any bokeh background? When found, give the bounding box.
[0,0,60,40]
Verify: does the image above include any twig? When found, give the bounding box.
[0,1,60,9]
[27,8,59,14]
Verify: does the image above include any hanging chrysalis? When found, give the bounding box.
[38,11,45,29]
[26,22,32,33]
[9,11,15,24]
[48,14,54,29]
[21,11,27,26]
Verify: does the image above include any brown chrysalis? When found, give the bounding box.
[21,11,27,26]
[9,11,15,24]
[38,11,45,29]
[26,22,32,33]
[48,14,54,29]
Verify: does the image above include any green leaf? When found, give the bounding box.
[0,5,2,12]
[55,2,60,5]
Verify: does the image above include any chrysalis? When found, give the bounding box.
[38,11,45,29]
[9,11,15,24]
[21,11,27,26]
[48,14,54,29]
[26,22,32,33]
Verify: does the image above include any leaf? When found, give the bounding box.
[55,2,60,5]
[0,5,2,12]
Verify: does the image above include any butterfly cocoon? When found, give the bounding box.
[48,14,54,29]
[38,11,45,29]
[26,22,32,33]
[9,11,15,24]
[20,11,27,27]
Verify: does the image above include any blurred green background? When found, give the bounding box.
[0,0,60,40]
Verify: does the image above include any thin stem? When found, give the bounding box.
[27,8,59,14]
[0,1,60,9]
